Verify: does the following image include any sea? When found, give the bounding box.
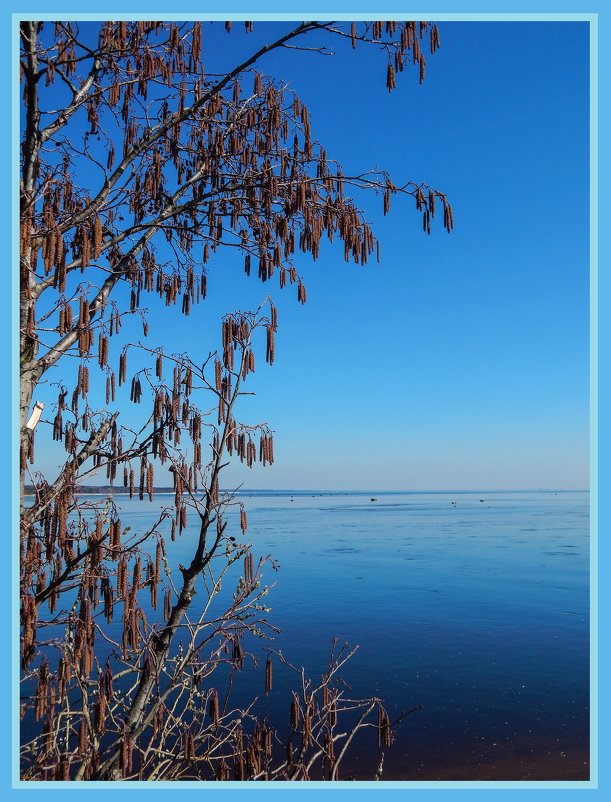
[28,489,591,781]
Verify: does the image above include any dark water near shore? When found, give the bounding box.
[30,490,591,780]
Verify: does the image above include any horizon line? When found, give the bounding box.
[37,485,589,494]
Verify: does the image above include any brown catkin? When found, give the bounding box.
[428,190,436,218]
[81,227,91,268]
[384,188,390,215]
[265,655,272,695]
[119,351,127,385]
[209,689,219,726]
[215,357,222,392]
[377,704,392,747]
[120,726,132,777]
[133,557,142,590]
[262,720,272,757]
[155,541,162,580]
[78,717,88,757]
[328,698,337,728]
[290,692,300,732]
[325,730,335,761]
[98,333,104,367]
[383,709,392,746]
[146,463,154,501]
[93,216,103,260]
[266,325,274,364]
[184,730,195,760]
[138,459,145,500]
[232,637,244,670]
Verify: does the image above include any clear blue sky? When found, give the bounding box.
[34,21,590,490]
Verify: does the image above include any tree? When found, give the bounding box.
[19,19,451,781]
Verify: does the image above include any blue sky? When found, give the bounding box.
[32,21,590,490]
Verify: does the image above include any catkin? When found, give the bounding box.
[163,587,172,620]
[290,692,300,732]
[302,700,313,748]
[147,463,154,501]
[265,655,272,695]
[209,689,219,726]
[155,541,162,580]
[325,730,335,761]
[93,216,103,260]
[183,730,195,761]
[266,325,275,364]
[119,351,127,385]
[214,357,222,391]
[81,227,91,269]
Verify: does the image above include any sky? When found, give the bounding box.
[30,20,590,491]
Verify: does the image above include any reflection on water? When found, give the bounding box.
[57,490,592,780]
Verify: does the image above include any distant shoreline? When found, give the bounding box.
[23,485,589,497]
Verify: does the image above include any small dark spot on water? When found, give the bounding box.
[326,547,359,553]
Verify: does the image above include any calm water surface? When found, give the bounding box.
[81,490,590,780]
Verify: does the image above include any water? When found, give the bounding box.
[33,490,591,780]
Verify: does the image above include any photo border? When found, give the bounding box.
[3,3,607,799]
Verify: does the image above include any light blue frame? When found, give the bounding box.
[3,3,607,799]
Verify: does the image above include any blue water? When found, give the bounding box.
[36,490,591,780]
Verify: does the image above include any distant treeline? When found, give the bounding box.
[24,485,176,496]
